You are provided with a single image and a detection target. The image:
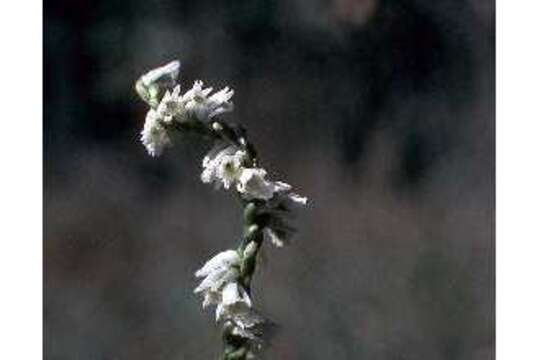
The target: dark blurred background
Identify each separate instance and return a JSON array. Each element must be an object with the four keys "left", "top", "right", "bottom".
[{"left": 44, "top": 0, "right": 494, "bottom": 359}]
